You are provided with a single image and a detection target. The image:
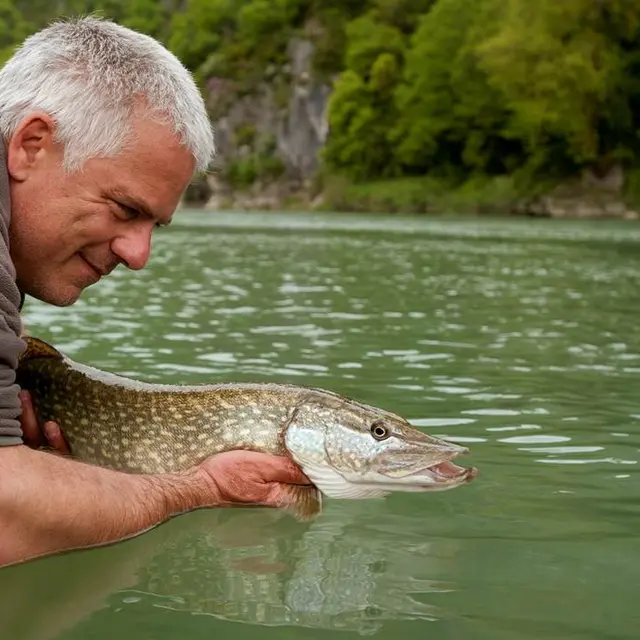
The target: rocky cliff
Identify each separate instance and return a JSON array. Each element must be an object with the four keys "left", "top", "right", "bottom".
[
  {"left": 189, "top": 38, "right": 330, "bottom": 211},
  {"left": 183, "top": 40, "right": 638, "bottom": 220}
]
